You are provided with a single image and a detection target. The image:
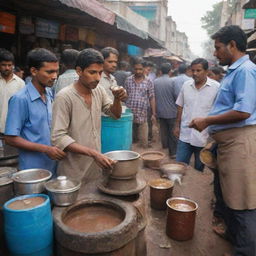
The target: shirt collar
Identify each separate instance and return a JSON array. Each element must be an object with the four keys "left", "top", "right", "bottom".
[
  {"left": 191, "top": 77, "right": 212, "bottom": 89},
  {"left": 228, "top": 55, "right": 249, "bottom": 71},
  {"left": 0, "top": 73, "right": 17, "bottom": 82},
  {"left": 27, "top": 81, "right": 51, "bottom": 102},
  {"left": 102, "top": 71, "right": 114, "bottom": 81}
]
